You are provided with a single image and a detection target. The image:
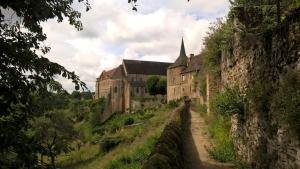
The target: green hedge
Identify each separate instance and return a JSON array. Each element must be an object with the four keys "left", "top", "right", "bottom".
[{"left": 142, "top": 100, "right": 190, "bottom": 169}]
